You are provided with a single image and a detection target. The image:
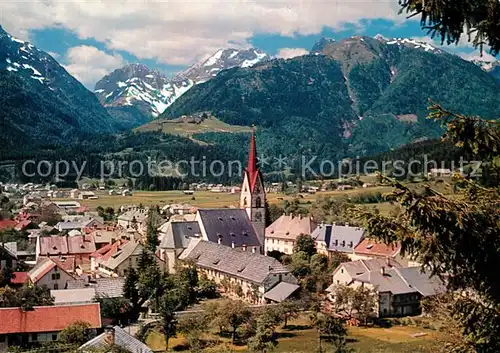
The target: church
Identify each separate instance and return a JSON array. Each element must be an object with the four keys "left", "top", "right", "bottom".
[
  {"left": 159, "top": 128, "right": 268, "bottom": 270},
  {"left": 158, "top": 131, "right": 299, "bottom": 304}
]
